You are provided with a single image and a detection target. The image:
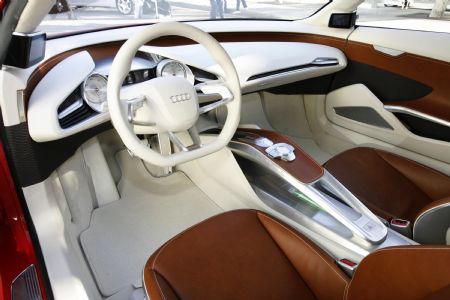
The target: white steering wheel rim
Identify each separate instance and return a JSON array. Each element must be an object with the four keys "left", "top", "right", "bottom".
[{"left": 107, "top": 22, "right": 241, "bottom": 167}]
